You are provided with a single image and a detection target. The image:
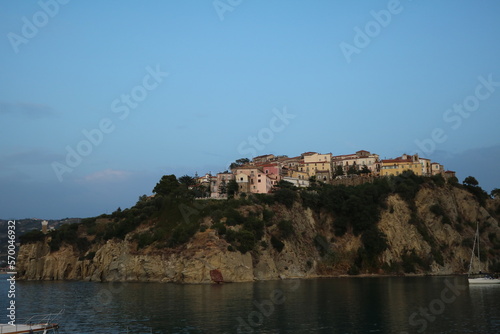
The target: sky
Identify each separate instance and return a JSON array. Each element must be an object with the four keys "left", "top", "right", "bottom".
[{"left": 1, "top": 0, "right": 500, "bottom": 219}]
